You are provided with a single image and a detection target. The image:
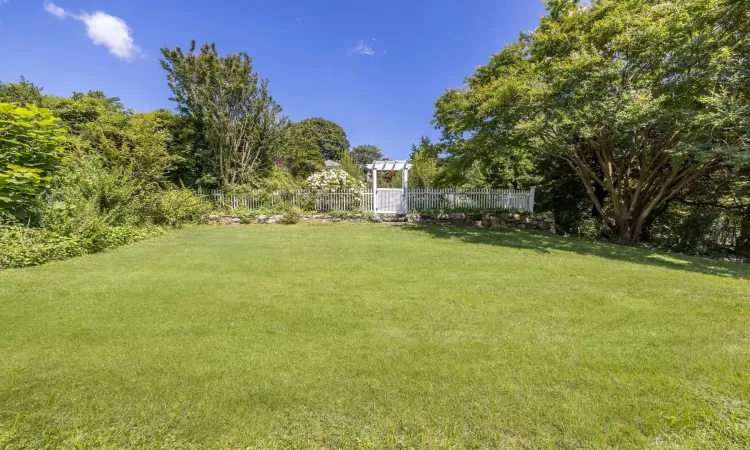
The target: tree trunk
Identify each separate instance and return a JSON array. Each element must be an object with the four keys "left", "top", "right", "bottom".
[
  {"left": 737, "top": 208, "right": 750, "bottom": 257},
  {"left": 565, "top": 145, "right": 712, "bottom": 243}
]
